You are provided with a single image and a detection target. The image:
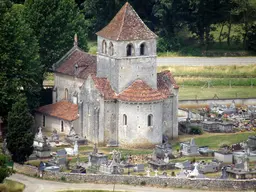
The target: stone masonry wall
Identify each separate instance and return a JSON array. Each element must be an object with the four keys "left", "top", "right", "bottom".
[{"left": 14, "top": 163, "right": 256, "bottom": 190}]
